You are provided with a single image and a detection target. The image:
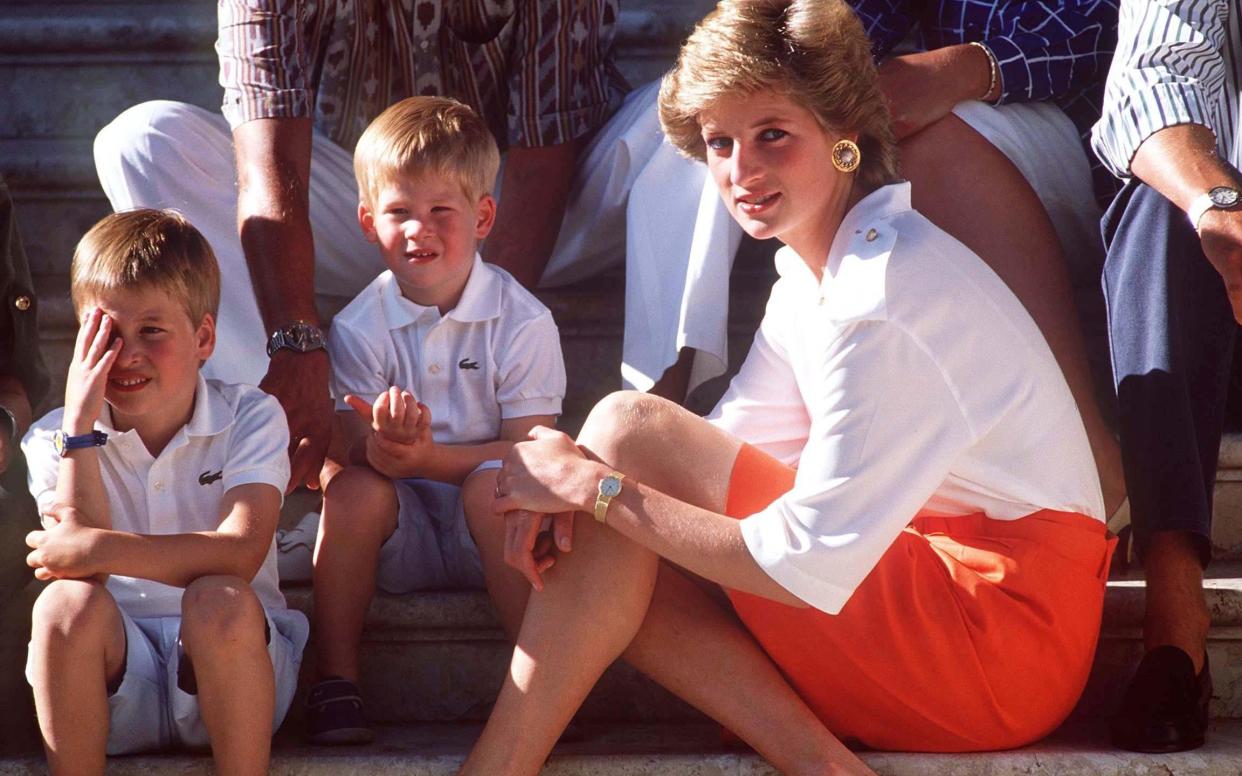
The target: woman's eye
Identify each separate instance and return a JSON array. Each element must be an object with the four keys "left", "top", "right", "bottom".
[
  {"left": 759, "top": 128, "right": 788, "bottom": 142},
  {"left": 705, "top": 136, "right": 733, "bottom": 151}
]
